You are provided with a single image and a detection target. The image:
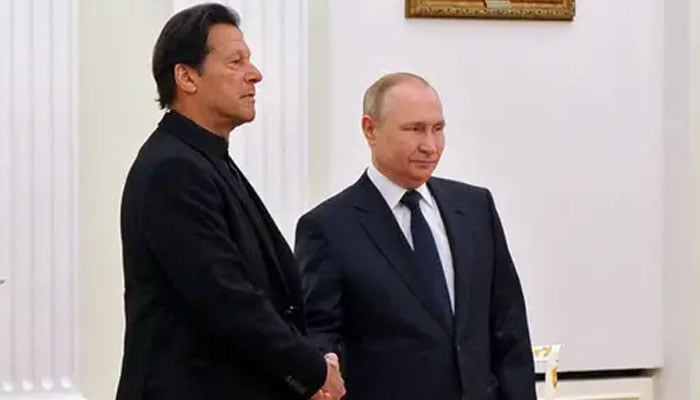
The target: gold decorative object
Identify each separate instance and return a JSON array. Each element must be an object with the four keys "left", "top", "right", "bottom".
[
  {"left": 532, "top": 344, "right": 562, "bottom": 400},
  {"left": 405, "top": 0, "right": 575, "bottom": 21}
]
